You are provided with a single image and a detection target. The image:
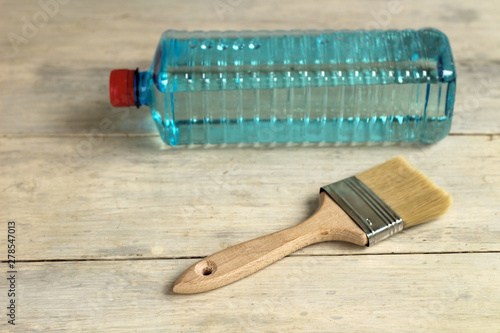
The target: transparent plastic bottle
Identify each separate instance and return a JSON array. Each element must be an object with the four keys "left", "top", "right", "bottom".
[{"left": 109, "top": 28, "right": 456, "bottom": 145}]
